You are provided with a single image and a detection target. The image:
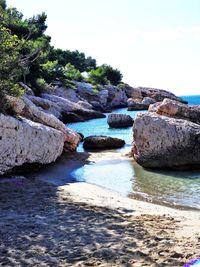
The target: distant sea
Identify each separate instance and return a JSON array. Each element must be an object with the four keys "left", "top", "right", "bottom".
[{"left": 181, "top": 95, "right": 200, "bottom": 105}]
